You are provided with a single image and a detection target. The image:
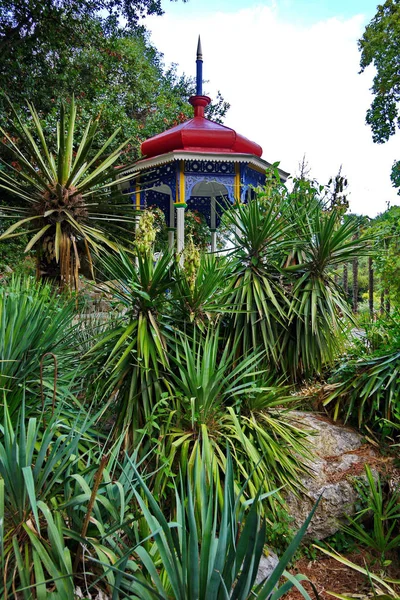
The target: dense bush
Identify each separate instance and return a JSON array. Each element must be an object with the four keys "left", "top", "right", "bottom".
[
  {"left": 0, "top": 396, "right": 319, "bottom": 598},
  {"left": 323, "top": 311, "right": 400, "bottom": 437},
  {"left": 0, "top": 164, "right": 376, "bottom": 597}
]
